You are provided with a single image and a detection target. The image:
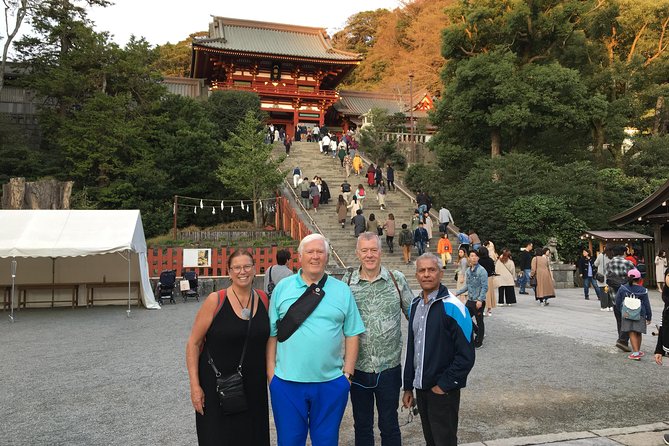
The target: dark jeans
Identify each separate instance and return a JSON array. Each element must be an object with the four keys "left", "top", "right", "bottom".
[
  {"left": 498, "top": 286, "right": 517, "bottom": 304},
  {"left": 519, "top": 268, "right": 531, "bottom": 293},
  {"left": 465, "top": 300, "right": 485, "bottom": 347},
  {"left": 416, "top": 241, "right": 426, "bottom": 256},
  {"left": 416, "top": 388, "right": 461, "bottom": 446},
  {"left": 613, "top": 305, "right": 630, "bottom": 345},
  {"left": 350, "top": 365, "right": 402, "bottom": 446},
  {"left": 386, "top": 236, "right": 394, "bottom": 252},
  {"left": 583, "top": 276, "right": 599, "bottom": 299}
]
